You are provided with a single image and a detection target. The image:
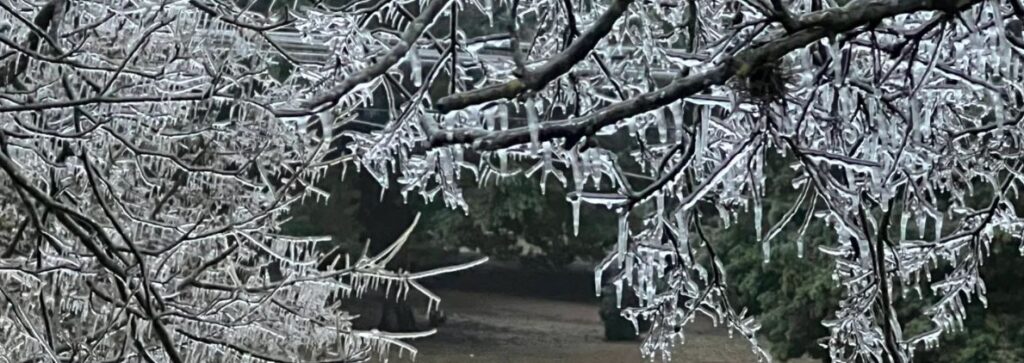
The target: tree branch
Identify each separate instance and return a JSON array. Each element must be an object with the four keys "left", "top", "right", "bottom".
[
  {"left": 428, "top": 0, "right": 983, "bottom": 151},
  {"left": 434, "top": 0, "right": 634, "bottom": 112},
  {"left": 303, "top": 0, "right": 451, "bottom": 111}
]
